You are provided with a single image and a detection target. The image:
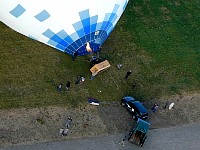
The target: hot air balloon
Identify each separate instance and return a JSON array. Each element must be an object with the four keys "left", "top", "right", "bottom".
[{"left": 0, "top": 0, "right": 129, "bottom": 57}]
